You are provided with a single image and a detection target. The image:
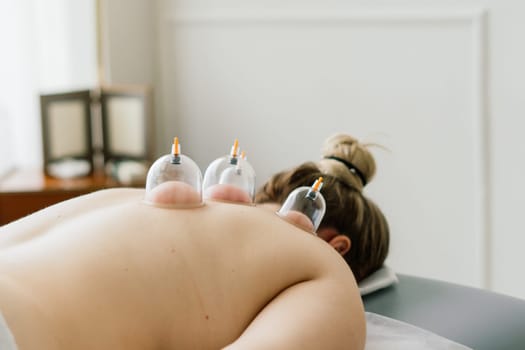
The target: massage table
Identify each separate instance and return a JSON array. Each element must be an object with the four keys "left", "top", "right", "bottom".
[{"left": 363, "top": 274, "right": 525, "bottom": 350}]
